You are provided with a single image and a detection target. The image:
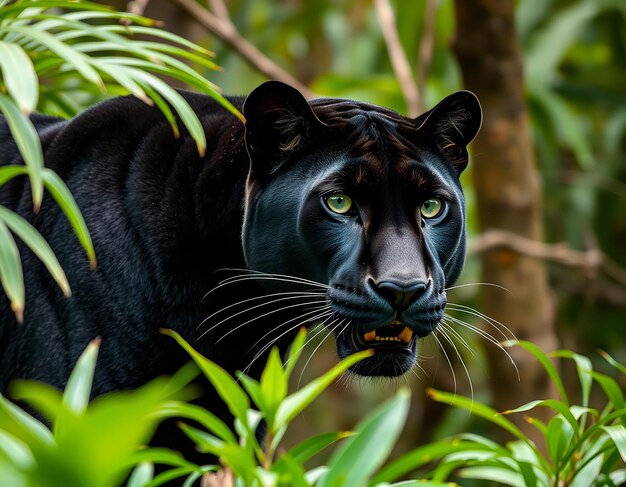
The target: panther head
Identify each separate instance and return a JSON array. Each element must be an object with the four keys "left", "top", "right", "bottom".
[{"left": 241, "top": 81, "right": 481, "bottom": 377}]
